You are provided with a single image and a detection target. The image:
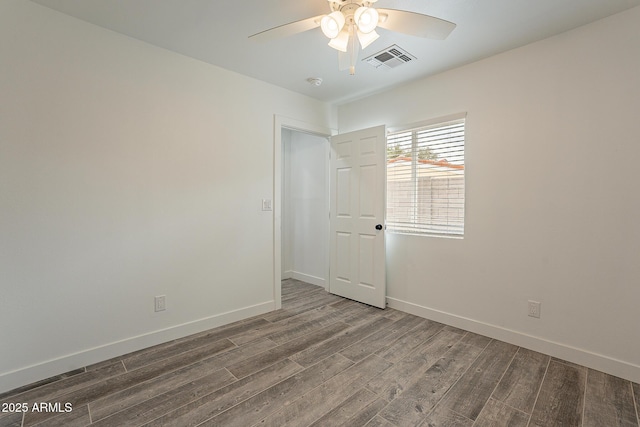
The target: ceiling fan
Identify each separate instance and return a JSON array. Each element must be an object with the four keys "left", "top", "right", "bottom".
[{"left": 249, "top": 0, "right": 456, "bottom": 75}]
